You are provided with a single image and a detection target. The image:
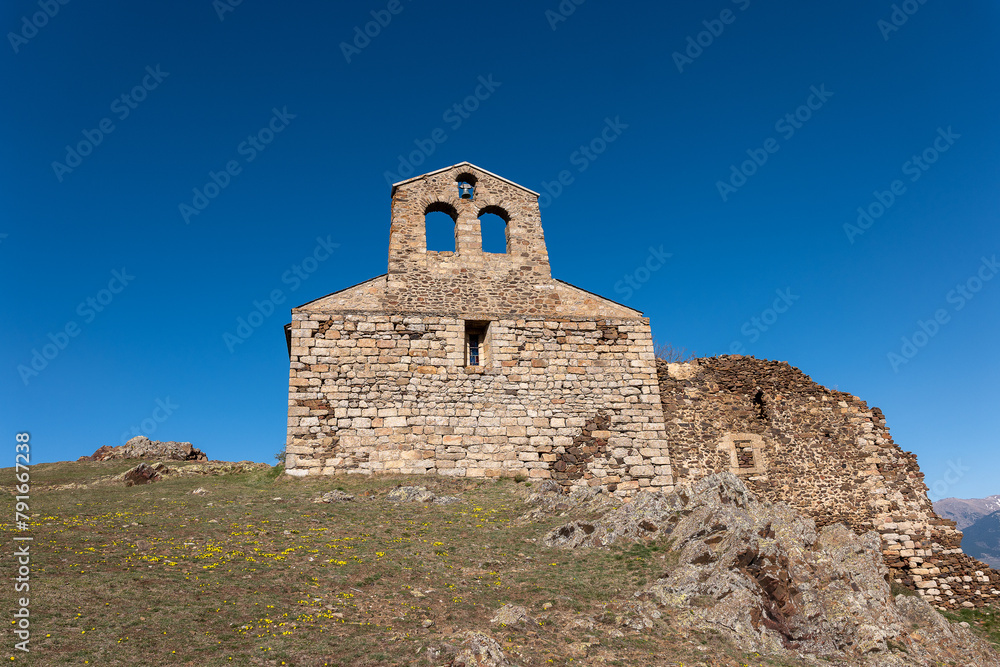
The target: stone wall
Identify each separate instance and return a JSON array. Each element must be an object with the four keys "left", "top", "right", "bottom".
[
  {"left": 286, "top": 313, "right": 671, "bottom": 494},
  {"left": 385, "top": 164, "right": 552, "bottom": 315},
  {"left": 658, "top": 355, "right": 1000, "bottom": 609}
]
